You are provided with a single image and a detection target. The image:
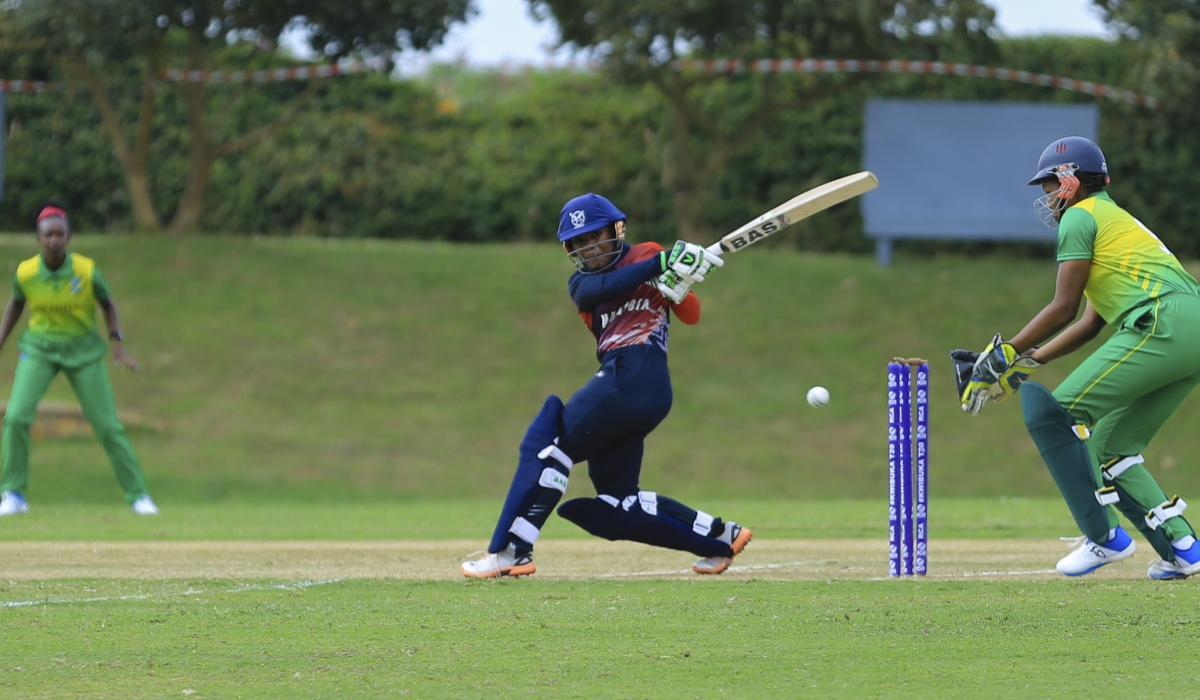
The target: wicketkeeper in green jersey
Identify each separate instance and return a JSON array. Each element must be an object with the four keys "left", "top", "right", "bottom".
[
  {"left": 954, "top": 136, "right": 1200, "bottom": 580},
  {"left": 0, "top": 203, "right": 157, "bottom": 516}
]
